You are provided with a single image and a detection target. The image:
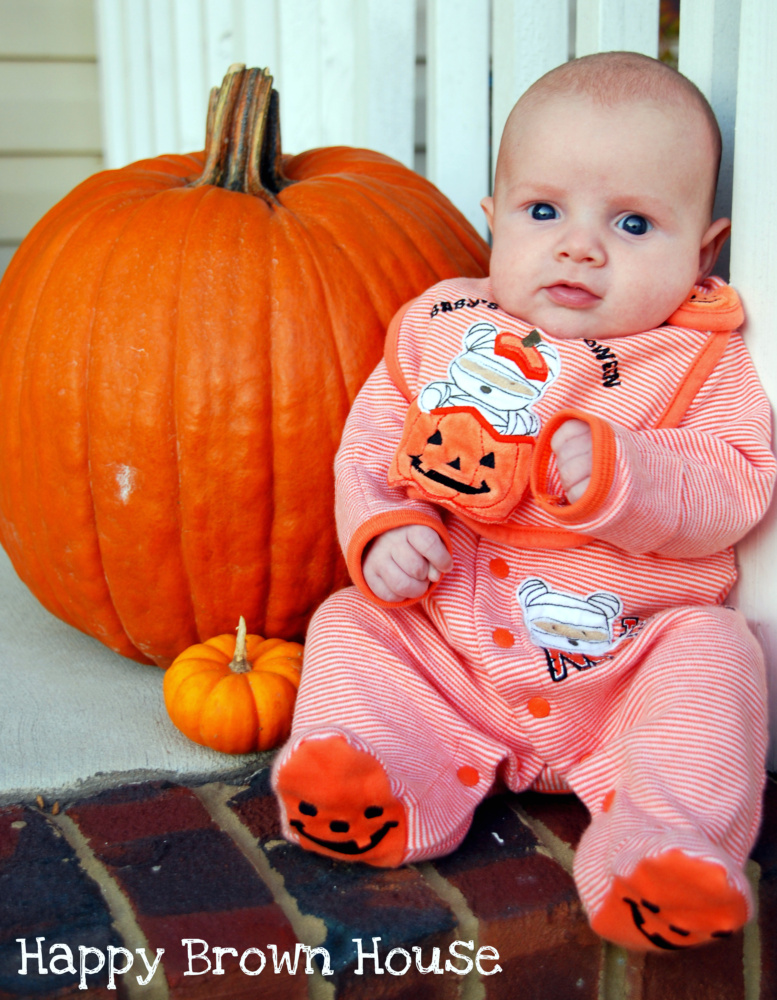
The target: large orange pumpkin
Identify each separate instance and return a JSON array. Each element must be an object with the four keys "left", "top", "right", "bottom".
[{"left": 0, "top": 66, "right": 489, "bottom": 666}]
